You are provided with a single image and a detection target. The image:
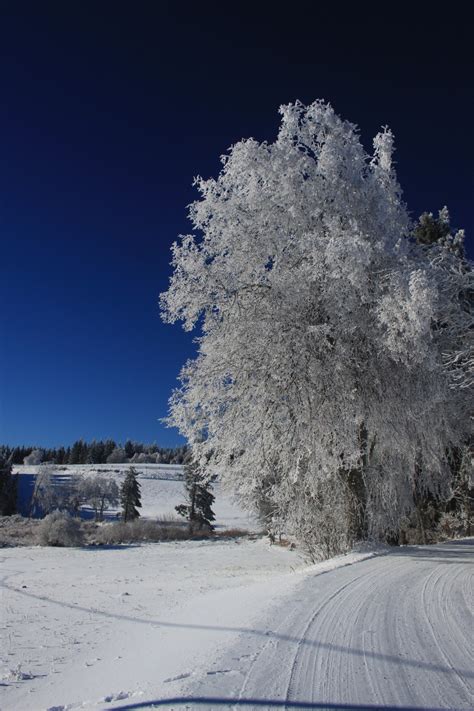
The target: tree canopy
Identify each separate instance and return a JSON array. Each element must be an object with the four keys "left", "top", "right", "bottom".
[{"left": 161, "top": 100, "right": 472, "bottom": 547}]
